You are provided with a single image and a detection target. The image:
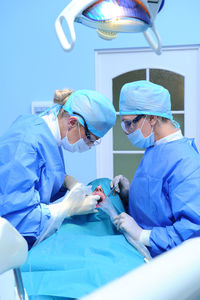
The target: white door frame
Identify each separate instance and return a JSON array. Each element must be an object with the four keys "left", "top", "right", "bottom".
[{"left": 95, "top": 45, "right": 200, "bottom": 179}]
